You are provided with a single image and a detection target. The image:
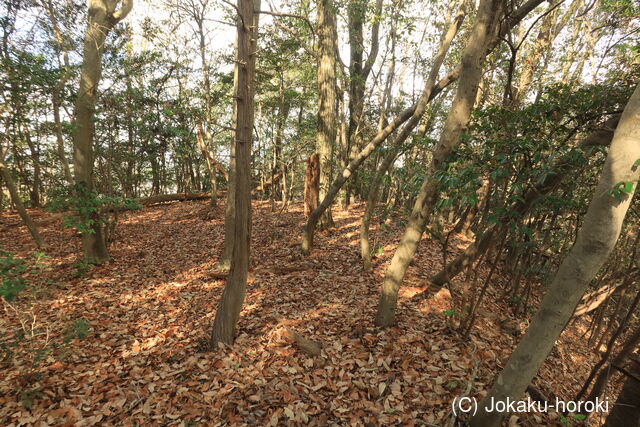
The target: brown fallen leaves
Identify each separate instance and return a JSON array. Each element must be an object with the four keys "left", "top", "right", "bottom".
[{"left": 0, "top": 201, "right": 614, "bottom": 425}]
